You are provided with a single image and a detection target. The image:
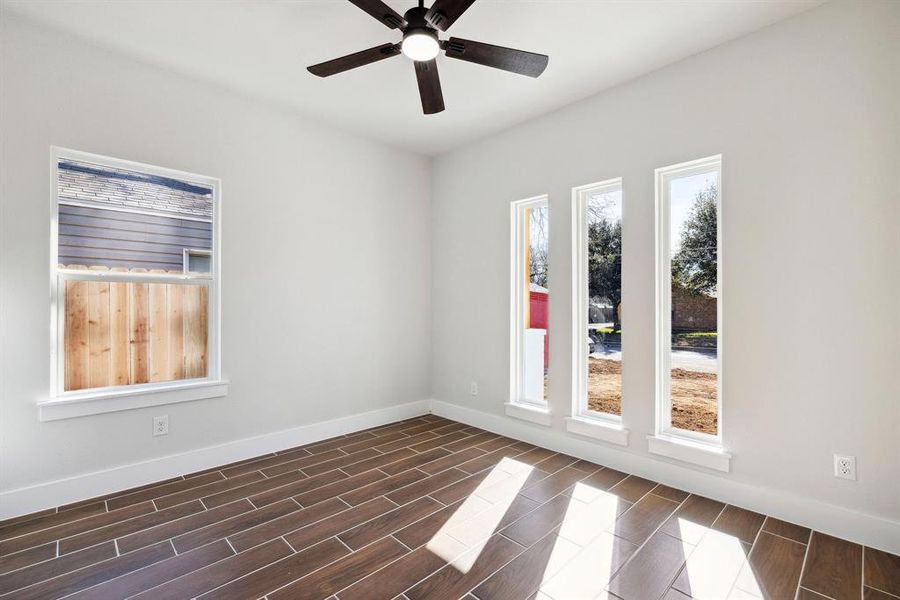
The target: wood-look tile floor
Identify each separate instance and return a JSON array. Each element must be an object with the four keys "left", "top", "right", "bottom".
[{"left": 1, "top": 415, "right": 898, "bottom": 600}]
